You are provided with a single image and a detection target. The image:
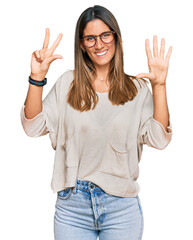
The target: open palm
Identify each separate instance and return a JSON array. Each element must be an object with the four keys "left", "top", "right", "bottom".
[{"left": 136, "top": 35, "right": 172, "bottom": 87}]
